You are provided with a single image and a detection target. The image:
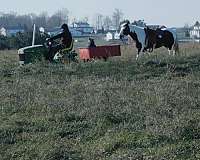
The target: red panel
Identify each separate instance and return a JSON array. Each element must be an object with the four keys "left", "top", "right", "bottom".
[{"left": 79, "top": 45, "right": 121, "bottom": 60}]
